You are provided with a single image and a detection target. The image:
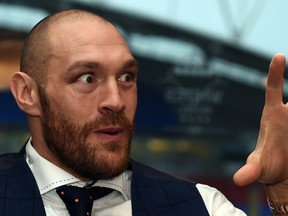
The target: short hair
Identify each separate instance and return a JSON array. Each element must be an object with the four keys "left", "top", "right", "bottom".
[{"left": 20, "top": 9, "right": 109, "bottom": 86}]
